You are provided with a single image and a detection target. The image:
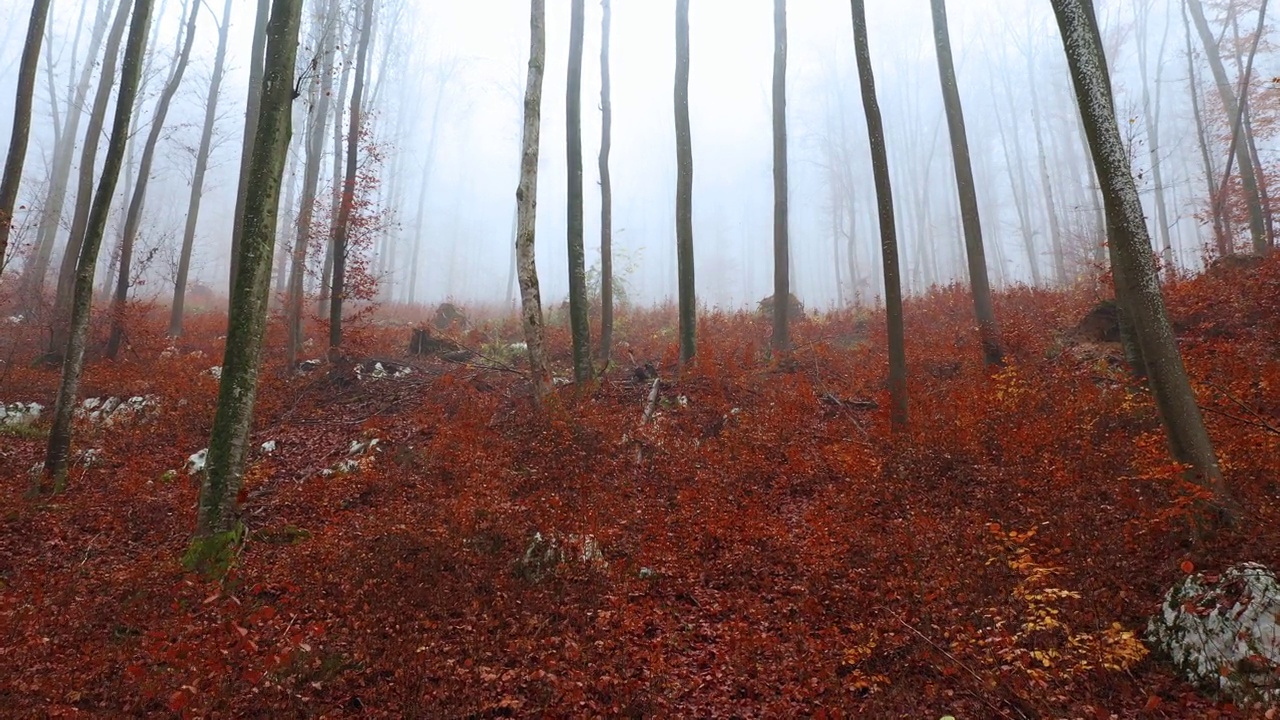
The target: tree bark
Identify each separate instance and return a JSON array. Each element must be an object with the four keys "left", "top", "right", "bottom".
[
  {"left": 1185, "top": 0, "right": 1267, "bottom": 254},
  {"left": 48, "top": 0, "right": 131, "bottom": 357},
  {"left": 598, "top": 0, "right": 614, "bottom": 363},
  {"left": 1027, "top": 50, "right": 1069, "bottom": 286},
  {"left": 1182, "top": 0, "right": 1229, "bottom": 256},
  {"left": 849, "top": 0, "right": 907, "bottom": 429},
  {"left": 0, "top": 0, "right": 53, "bottom": 276},
  {"left": 929, "top": 0, "right": 1002, "bottom": 365},
  {"left": 105, "top": 0, "right": 200, "bottom": 358},
  {"left": 771, "top": 0, "right": 791, "bottom": 354},
  {"left": 169, "top": 0, "right": 234, "bottom": 336},
  {"left": 328, "top": 0, "right": 375, "bottom": 352},
  {"left": 515, "top": 0, "right": 552, "bottom": 403},
  {"left": 40, "top": 0, "right": 153, "bottom": 492},
  {"left": 319, "top": 11, "right": 352, "bottom": 315},
  {"left": 565, "top": 0, "right": 592, "bottom": 383},
  {"left": 287, "top": 0, "right": 340, "bottom": 368},
  {"left": 1052, "top": 0, "right": 1236, "bottom": 530},
  {"left": 1136, "top": 0, "right": 1176, "bottom": 271},
  {"left": 228, "top": 0, "right": 271, "bottom": 296},
  {"left": 20, "top": 0, "right": 113, "bottom": 310},
  {"left": 188, "top": 0, "right": 303, "bottom": 574},
  {"left": 675, "top": 0, "right": 696, "bottom": 364}
]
